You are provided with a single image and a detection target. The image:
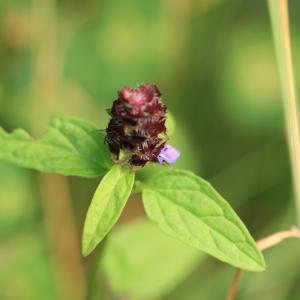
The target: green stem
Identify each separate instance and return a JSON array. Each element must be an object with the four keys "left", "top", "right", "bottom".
[
  {"left": 268, "top": 0, "right": 300, "bottom": 225},
  {"left": 86, "top": 238, "right": 108, "bottom": 300}
]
